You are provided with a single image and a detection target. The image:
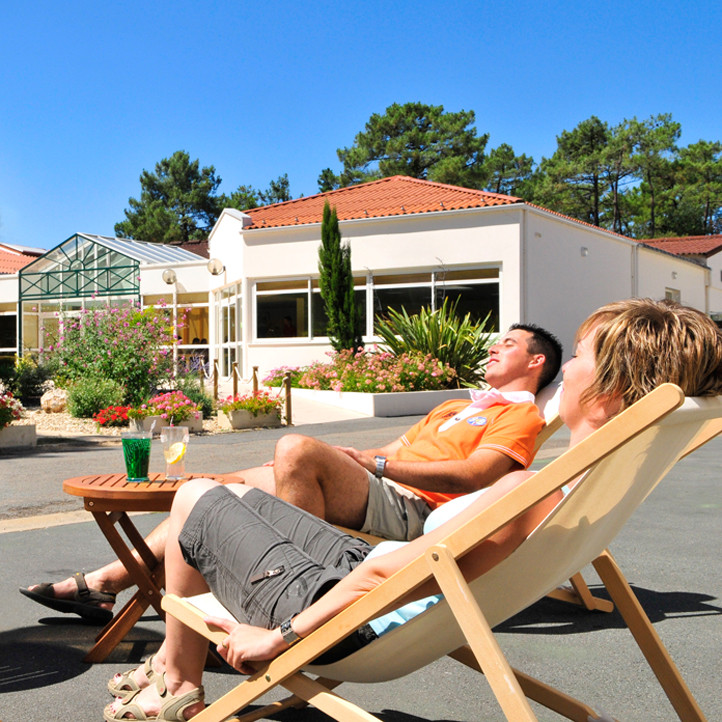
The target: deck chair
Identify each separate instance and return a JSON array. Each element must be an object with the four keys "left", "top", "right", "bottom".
[
  {"left": 533, "top": 382, "right": 615, "bottom": 613},
  {"left": 163, "top": 384, "right": 721, "bottom": 721}
]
